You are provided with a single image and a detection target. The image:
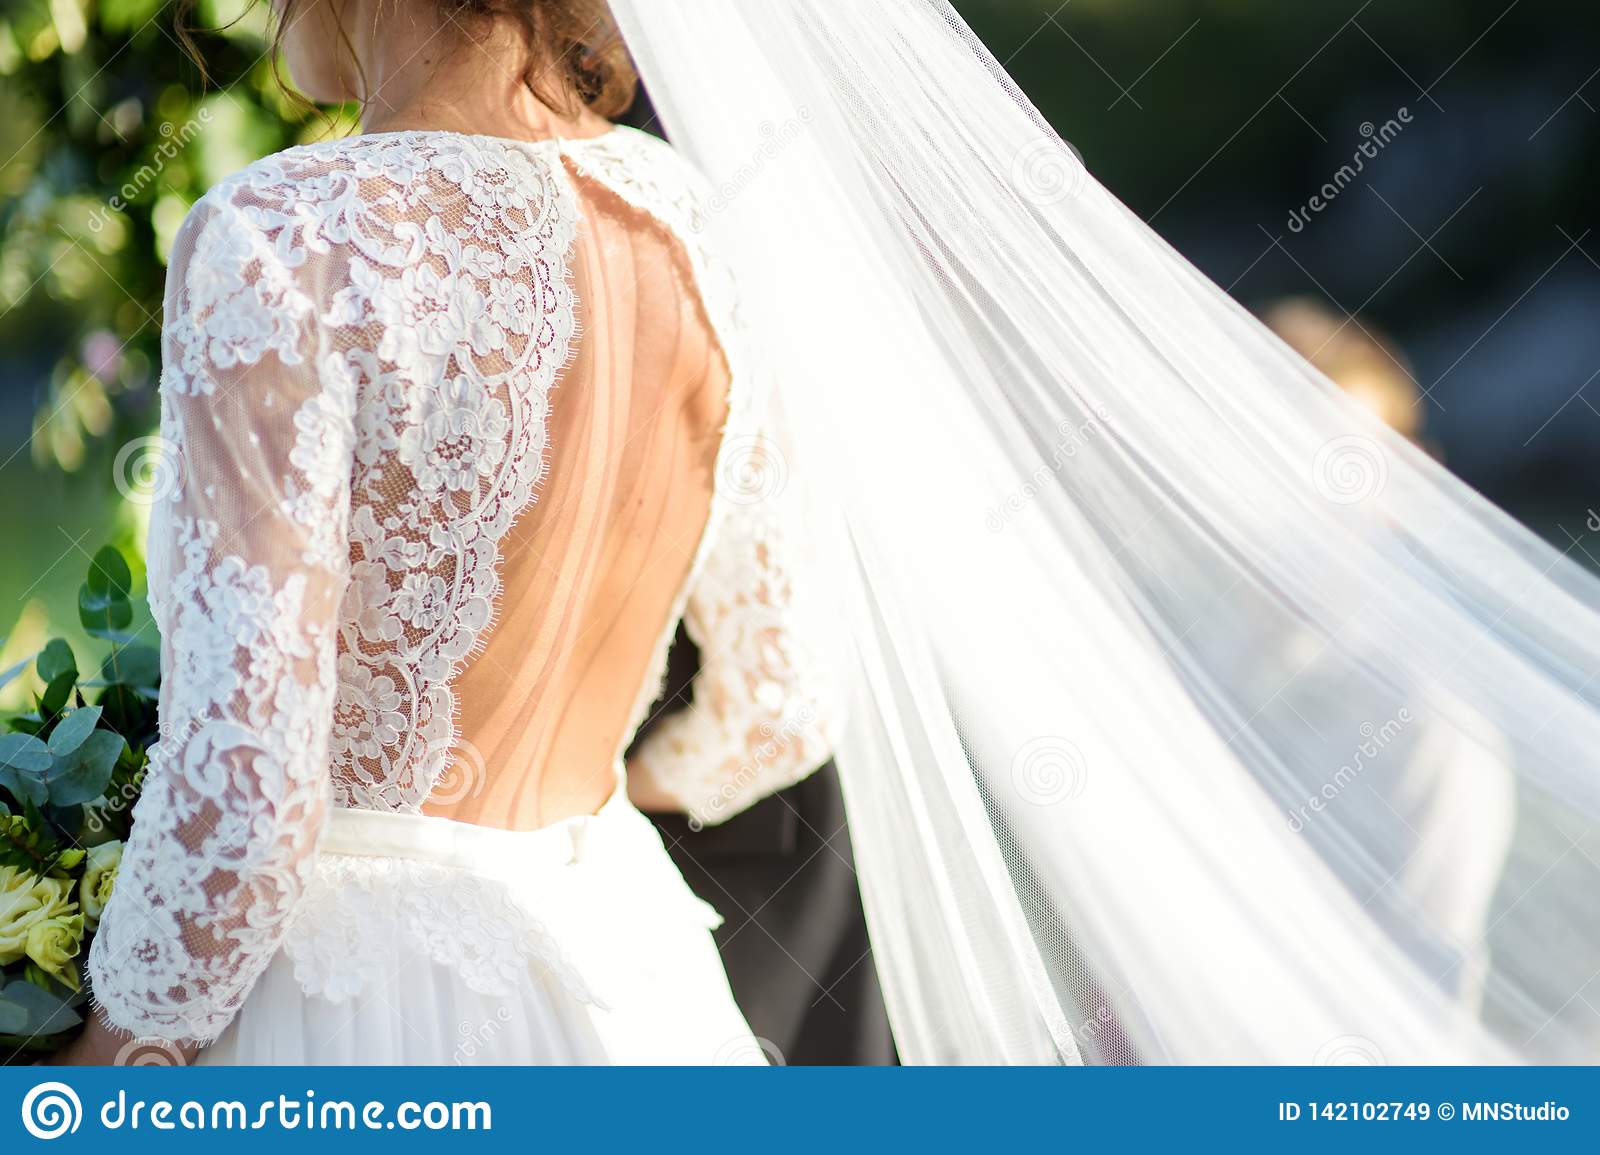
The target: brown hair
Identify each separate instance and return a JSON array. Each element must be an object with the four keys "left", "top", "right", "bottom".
[{"left": 178, "top": 0, "right": 637, "bottom": 119}]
